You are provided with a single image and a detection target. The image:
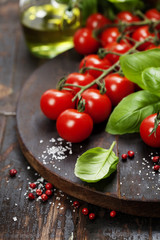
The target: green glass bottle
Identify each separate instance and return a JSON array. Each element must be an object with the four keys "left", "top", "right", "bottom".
[{"left": 19, "top": 0, "right": 81, "bottom": 58}]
